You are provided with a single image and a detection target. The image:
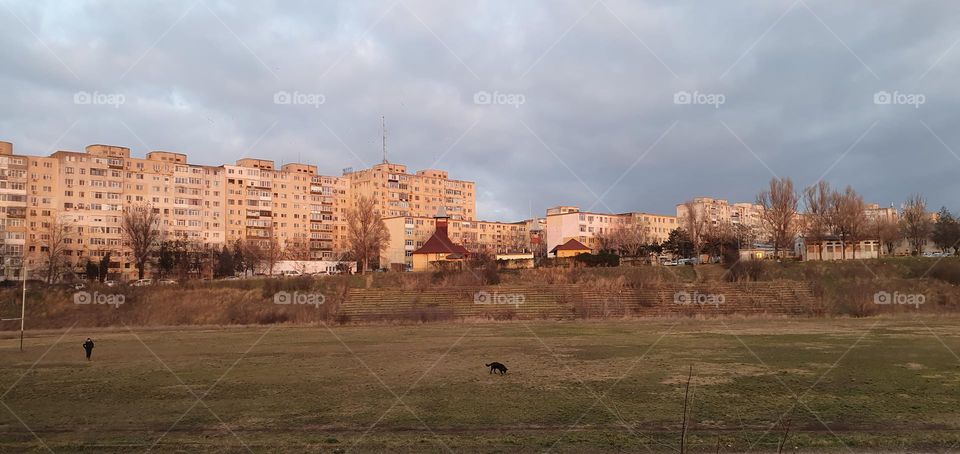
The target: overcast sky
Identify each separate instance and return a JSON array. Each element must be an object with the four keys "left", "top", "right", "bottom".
[{"left": 1, "top": 0, "right": 958, "bottom": 221}]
